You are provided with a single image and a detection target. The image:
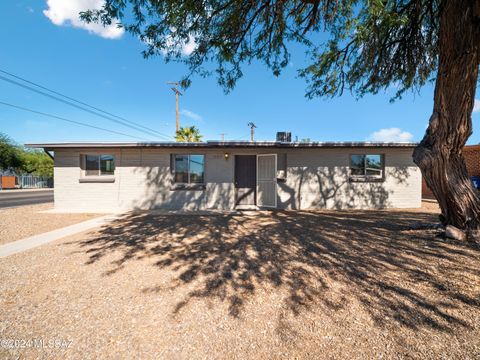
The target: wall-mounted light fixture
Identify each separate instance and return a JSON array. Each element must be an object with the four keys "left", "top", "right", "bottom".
[{"left": 224, "top": 152, "right": 230, "bottom": 160}]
